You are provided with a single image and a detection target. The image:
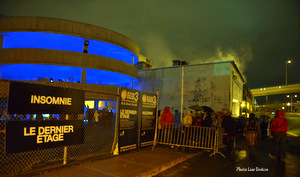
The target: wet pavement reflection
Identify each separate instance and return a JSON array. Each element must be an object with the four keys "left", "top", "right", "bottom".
[{"left": 155, "top": 136, "right": 300, "bottom": 177}]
